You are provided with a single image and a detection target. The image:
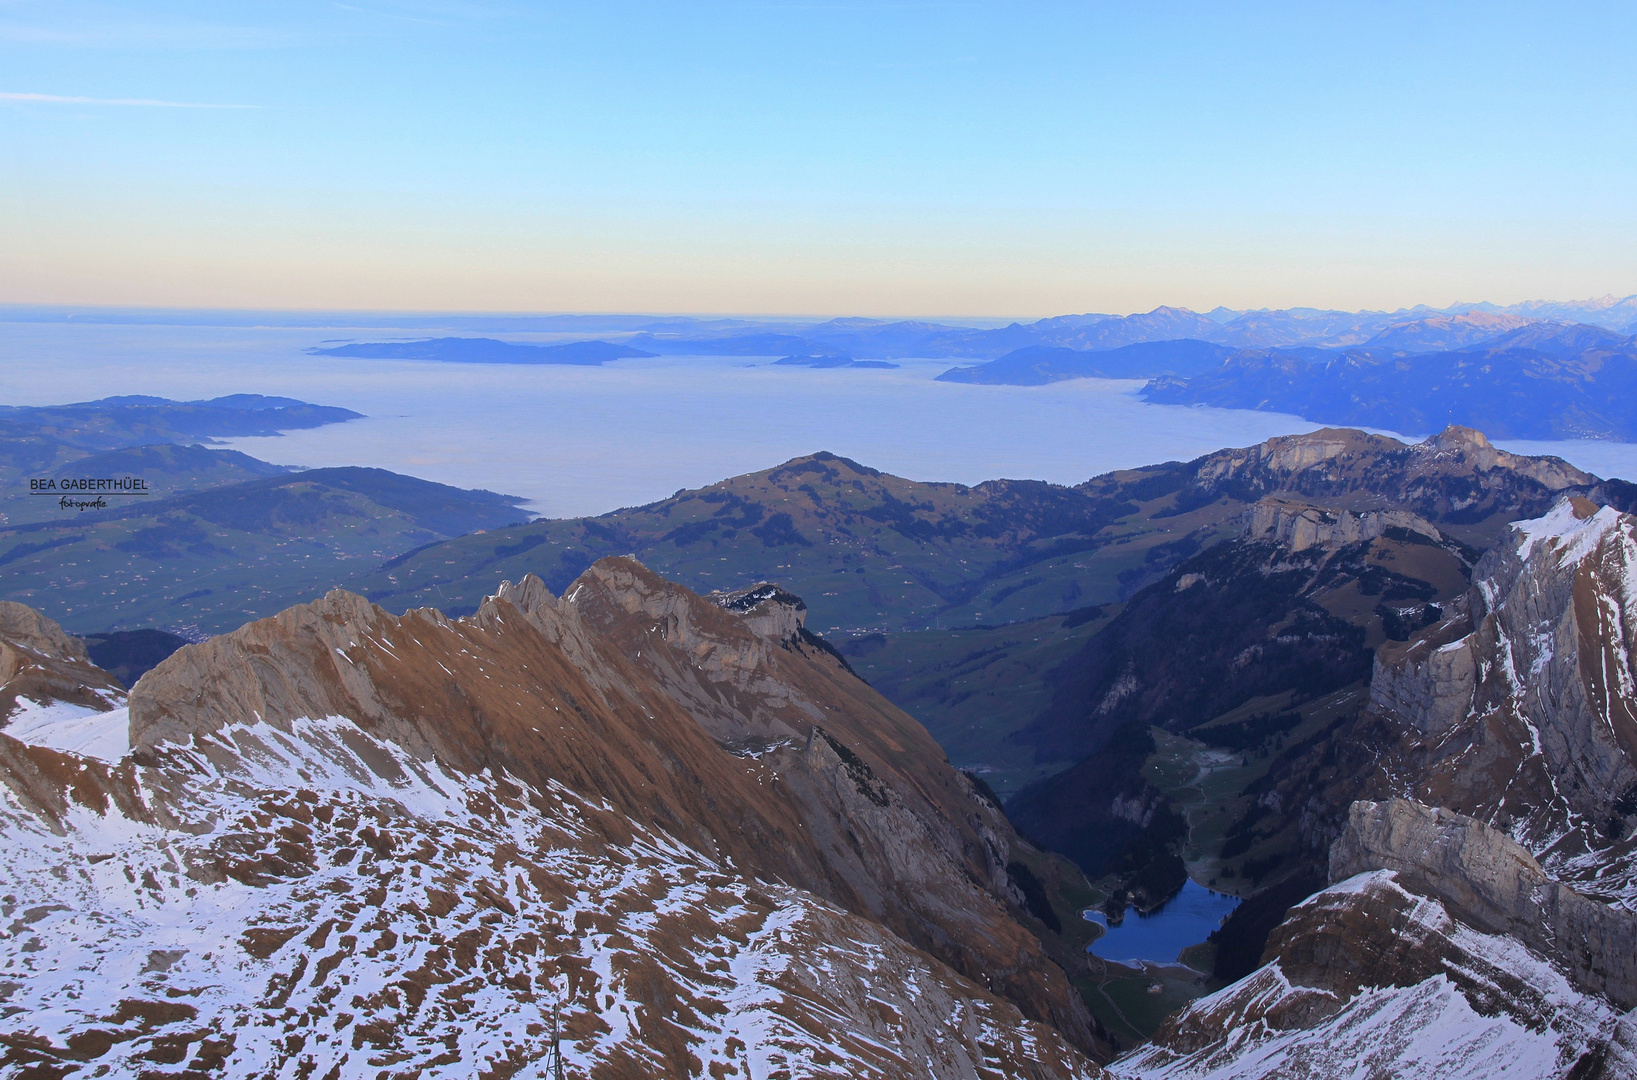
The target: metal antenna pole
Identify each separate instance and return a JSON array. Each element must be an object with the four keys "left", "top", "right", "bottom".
[{"left": 551, "top": 998, "right": 565, "bottom": 1080}]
